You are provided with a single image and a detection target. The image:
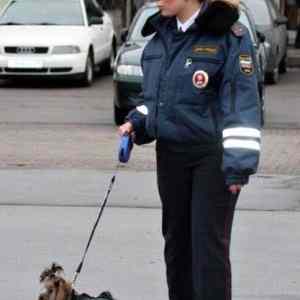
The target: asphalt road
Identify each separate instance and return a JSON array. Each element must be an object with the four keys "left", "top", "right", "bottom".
[{"left": 0, "top": 75, "right": 114, "bottom": 125}]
